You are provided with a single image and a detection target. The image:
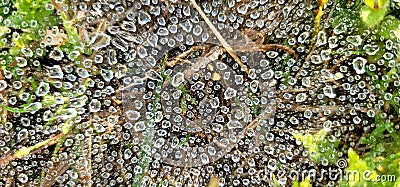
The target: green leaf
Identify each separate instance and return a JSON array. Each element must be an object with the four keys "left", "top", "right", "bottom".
[
  {"left": 360, "top": 5, "right": 387, "bottom": 27},
  {"left": 272, "top": 174, "right": 279, "bottom": 187},
  {"left": 376, "top": 16, "right": 400, "bottom": 40}
]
